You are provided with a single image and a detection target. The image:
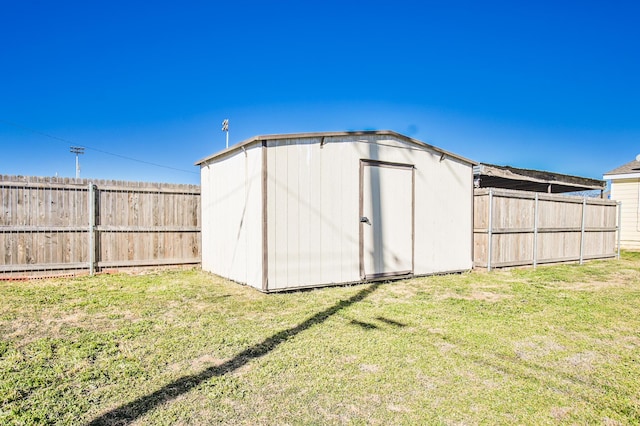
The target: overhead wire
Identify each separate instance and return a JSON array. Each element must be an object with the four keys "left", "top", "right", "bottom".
[{"left": 0, "top": 118, "right": 199, "bottom": 174}]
